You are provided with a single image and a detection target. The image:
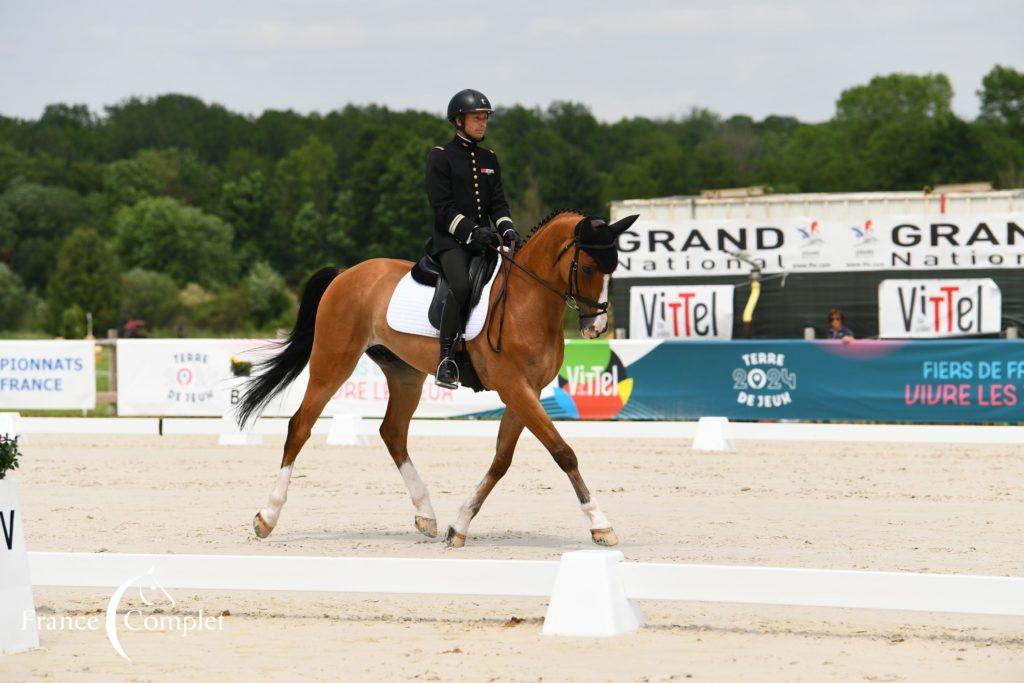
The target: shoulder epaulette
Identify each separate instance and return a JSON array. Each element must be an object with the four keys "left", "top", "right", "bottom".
[{"left": 432, "top": 145, "right": 445, "bottom": 151}]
